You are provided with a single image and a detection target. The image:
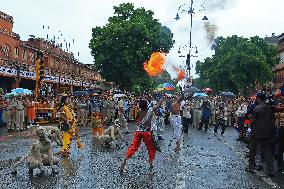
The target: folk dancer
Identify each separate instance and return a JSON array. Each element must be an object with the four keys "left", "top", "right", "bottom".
[
  {"left": 59, "top": 95, "right": 84, "bottom": 156},
  {"left": 11, "top": 126, "right": 59, "bottom": 175},
  {"left": 169, "top": 88, "right": 184, "bottom": 152},
  {"left": 96, "top": 119, "right": 127, "bottom": 148},
  {"left": 120, "top": 94, "right": 165, "bottom": 173}
]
